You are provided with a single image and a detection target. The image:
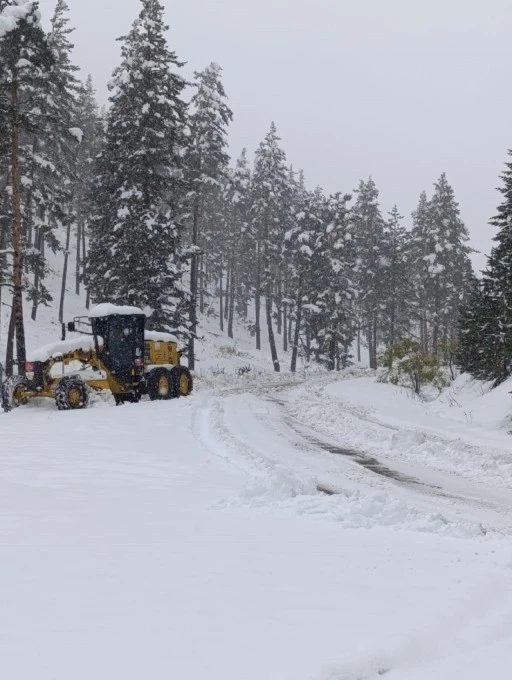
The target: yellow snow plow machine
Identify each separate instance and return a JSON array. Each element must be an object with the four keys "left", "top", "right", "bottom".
[{"left": 1, "top": 303, "right": 192, "bottom": 412}]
